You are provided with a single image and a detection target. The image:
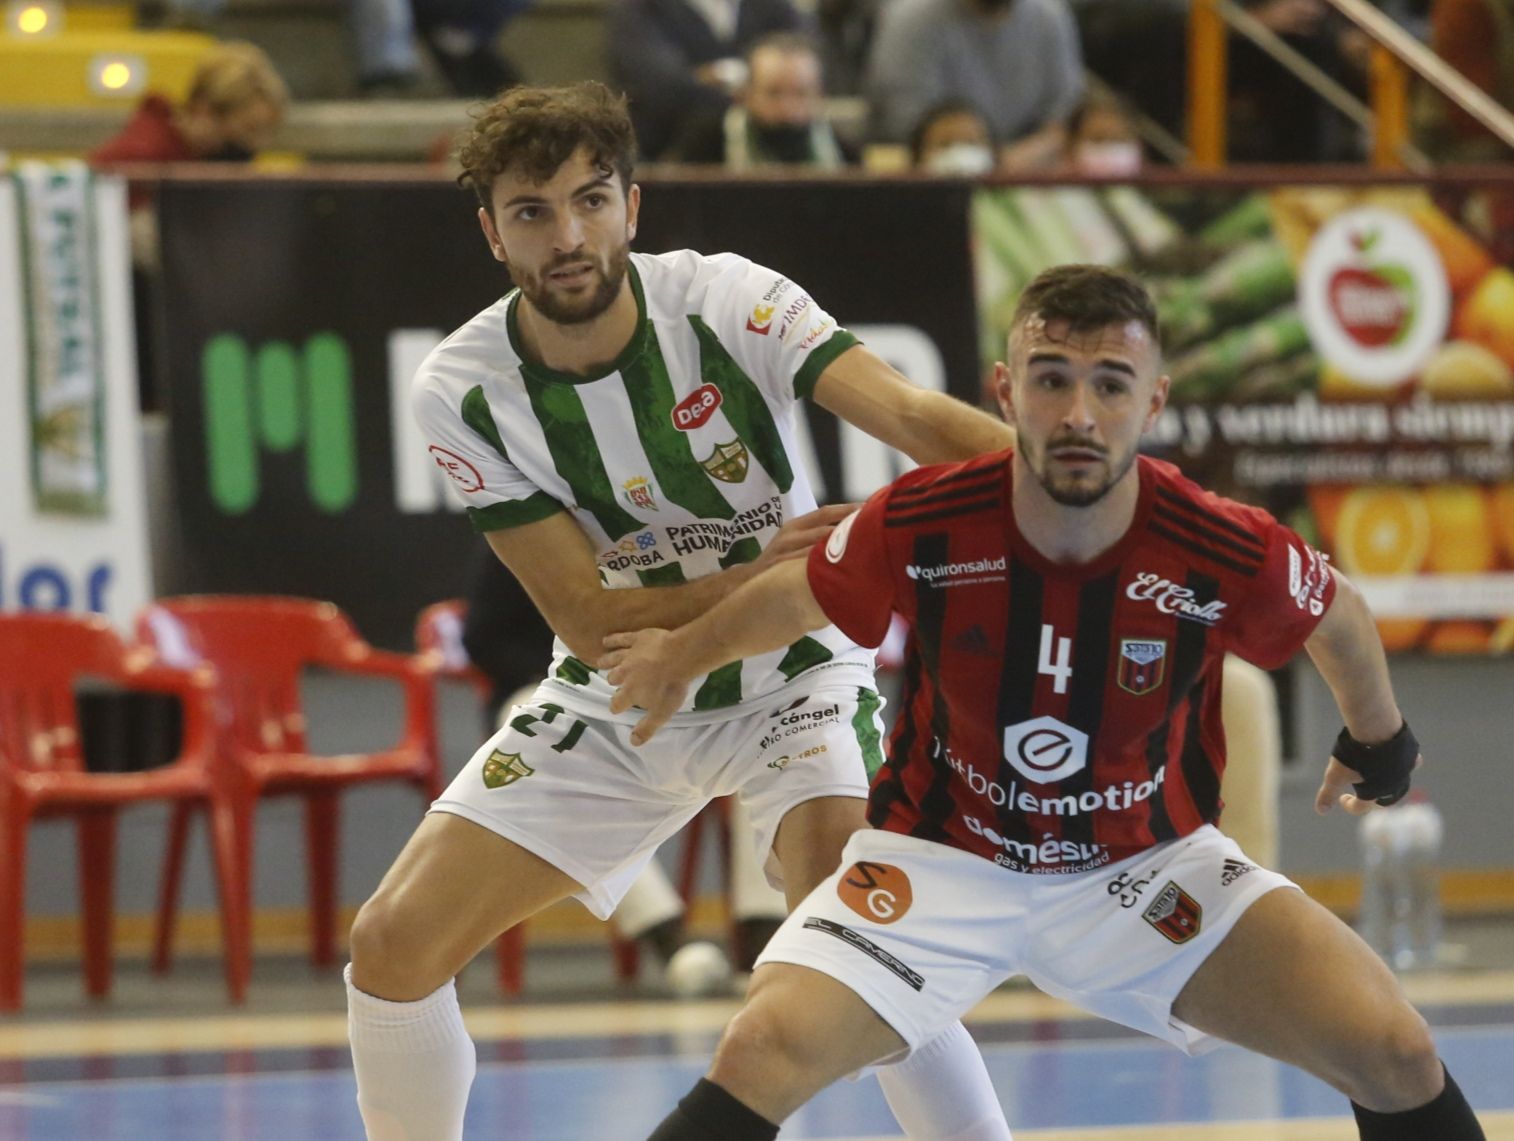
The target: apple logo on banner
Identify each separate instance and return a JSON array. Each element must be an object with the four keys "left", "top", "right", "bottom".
[{"left": 1300, "top": 206, "right": 1449, "bottom": 387}]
